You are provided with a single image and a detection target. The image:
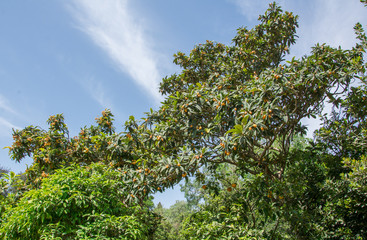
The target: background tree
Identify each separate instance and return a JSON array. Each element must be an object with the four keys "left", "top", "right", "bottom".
[{"left": 154, "top": 201, "right": 191, "bottom": 240}]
